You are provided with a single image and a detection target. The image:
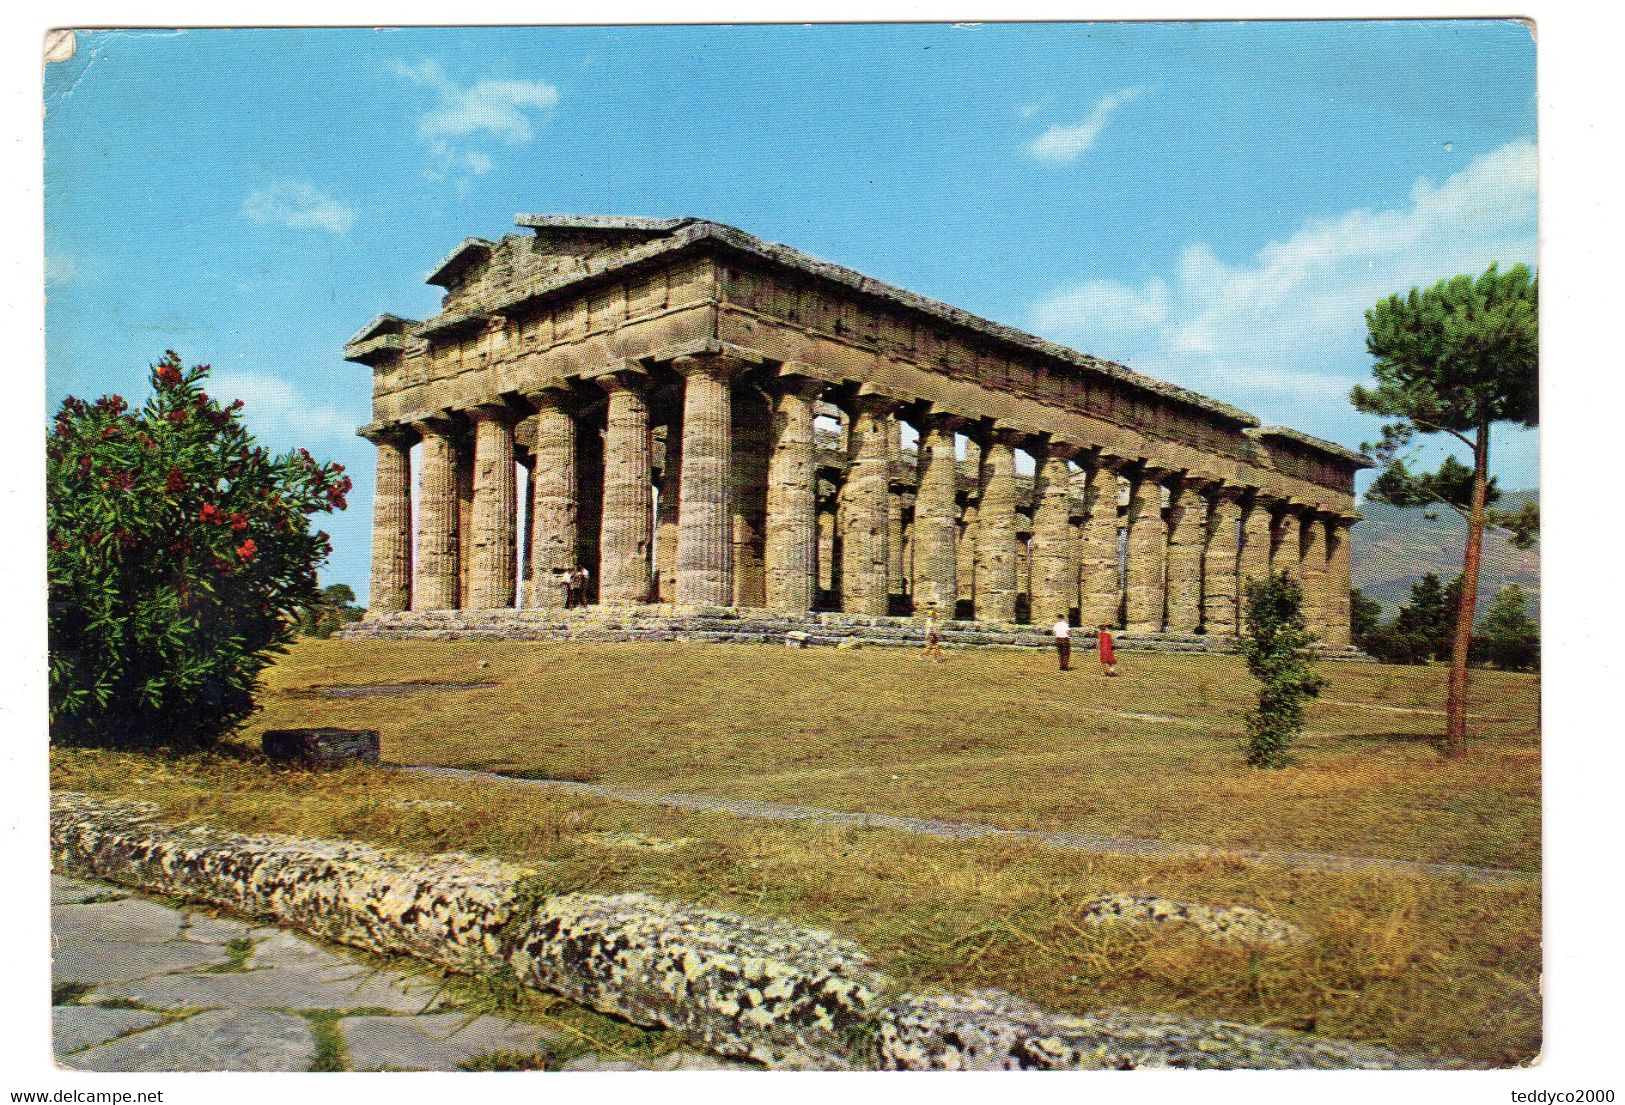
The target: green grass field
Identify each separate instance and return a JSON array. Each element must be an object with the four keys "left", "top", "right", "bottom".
[{"left": 51, "top": 639, "right": 1541, "bottom": 1067}]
